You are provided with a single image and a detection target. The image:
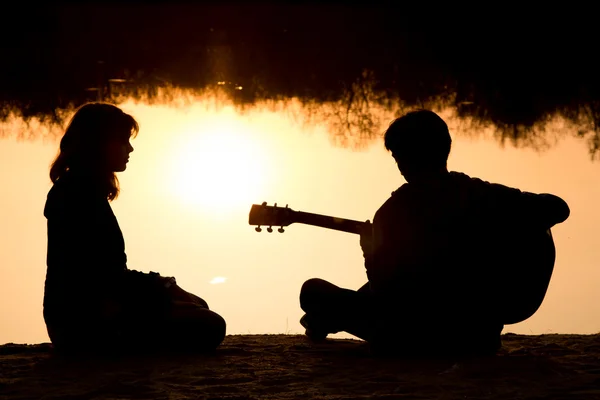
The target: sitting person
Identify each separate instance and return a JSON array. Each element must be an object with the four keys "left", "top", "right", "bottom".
[
  {"left": 43, "top": 102, "right": 226, "bottom": 354},
  {"left": 299, "top": 109, "right": 570, "bottom": 357}
]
